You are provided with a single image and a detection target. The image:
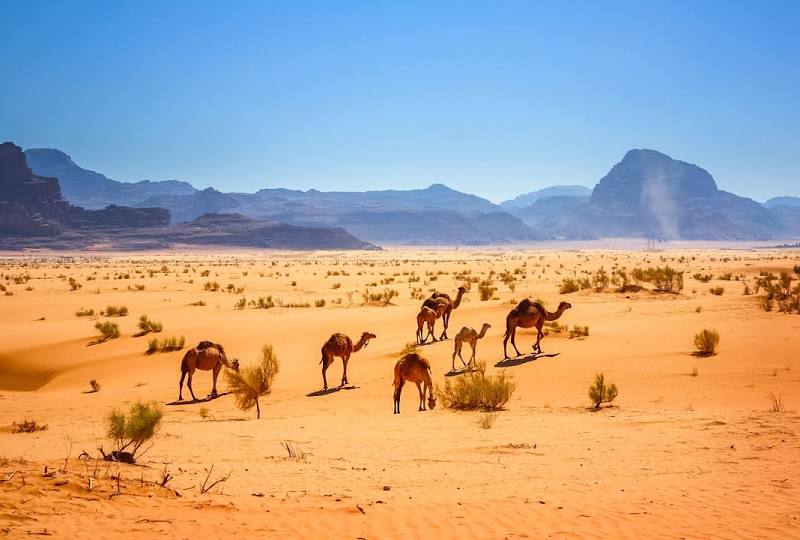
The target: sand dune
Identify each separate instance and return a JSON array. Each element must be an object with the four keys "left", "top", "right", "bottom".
[{"left": 1, "top": 247, "right": 799, "bottom": 538}]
